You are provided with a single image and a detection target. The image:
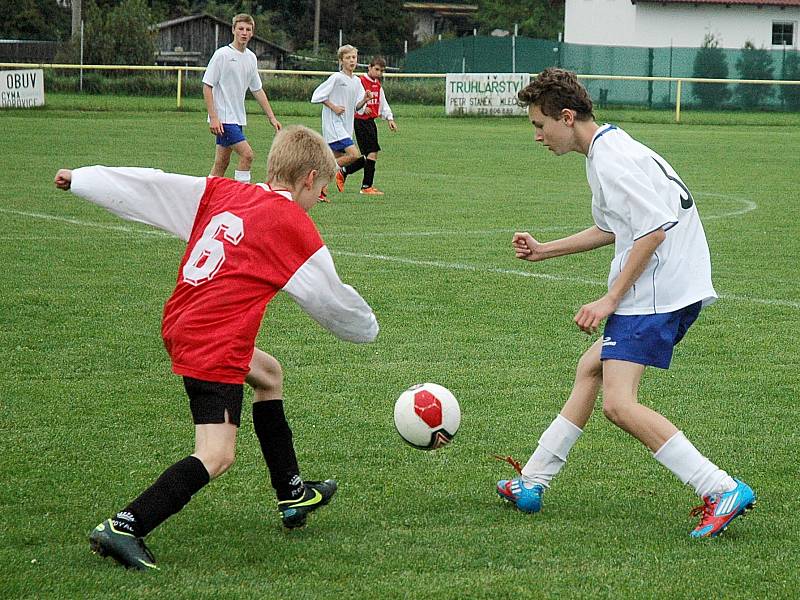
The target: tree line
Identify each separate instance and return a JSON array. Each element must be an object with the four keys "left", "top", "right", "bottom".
[{"left": 1, "top": 0, "right": 566, "bottom": 65}]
